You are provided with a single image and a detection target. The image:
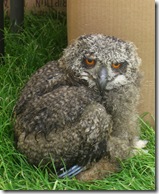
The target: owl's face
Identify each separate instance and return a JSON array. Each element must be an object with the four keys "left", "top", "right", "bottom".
[{"left": 59, "top": 34, "right": 141, "bottom": 92}]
